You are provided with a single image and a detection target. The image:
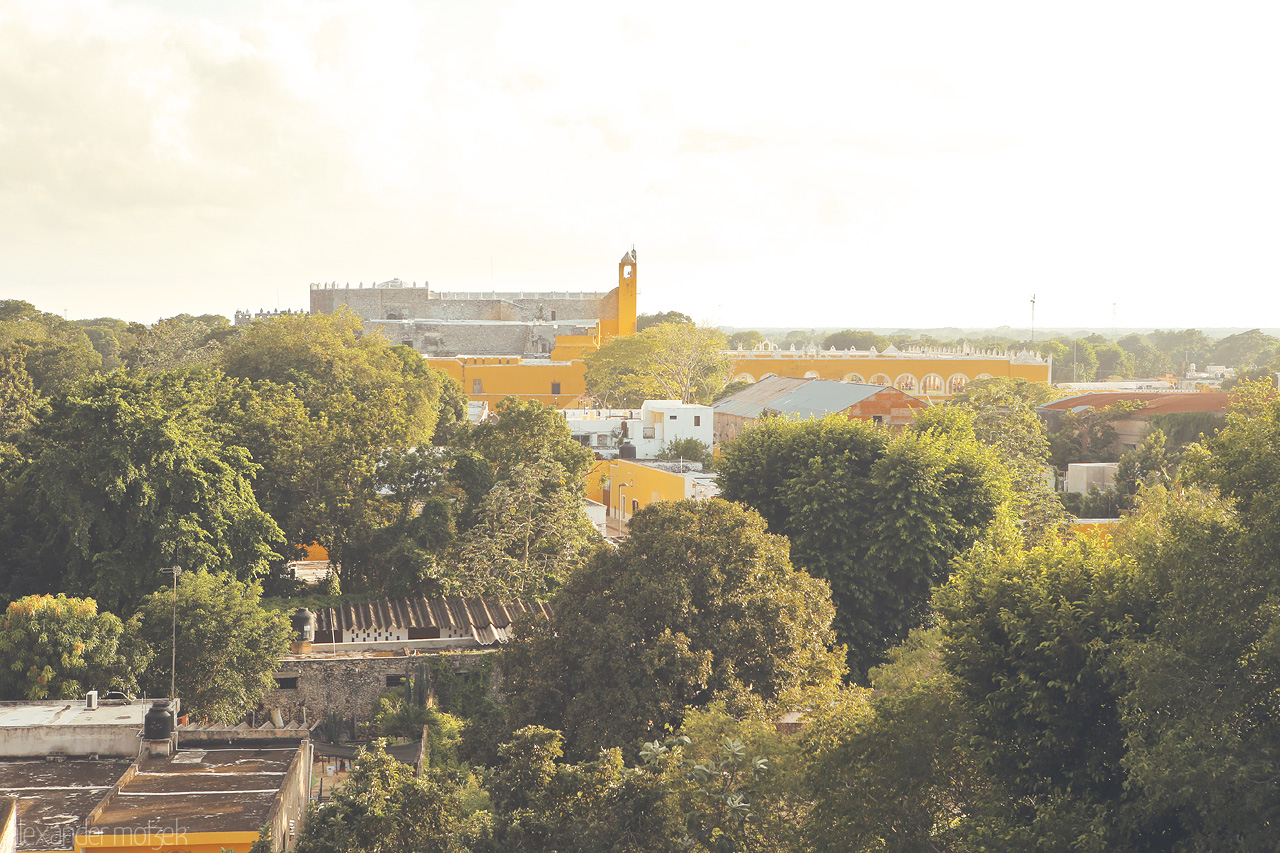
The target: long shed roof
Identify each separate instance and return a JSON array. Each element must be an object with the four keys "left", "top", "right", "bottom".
[
  {"left": 313, "top": 596, "right": 551, "bottom": 644},
  {"left": 714, "top": 375, "right": 915, "bottom": 420}
]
